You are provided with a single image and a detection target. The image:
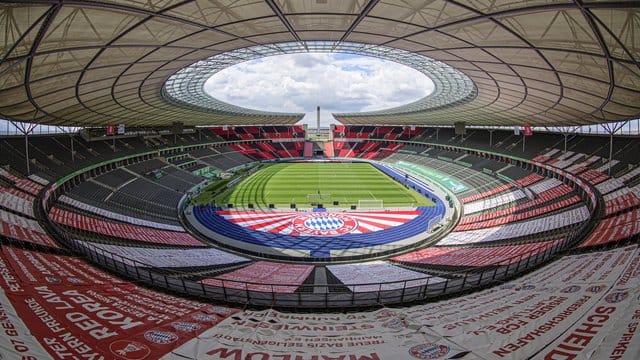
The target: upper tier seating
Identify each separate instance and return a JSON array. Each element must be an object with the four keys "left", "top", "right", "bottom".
[
  {"left": 65, "top": 180, "right": 181, "bottom": 225},
  {"left": 117, "top": 178, "right": 182, "bottom": 209},
  {"left": 93, "top": 168, "right": 136, "bottom": 188},
  {"left": 58, "top": 195, "right": 184, "bottom": 231}
]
